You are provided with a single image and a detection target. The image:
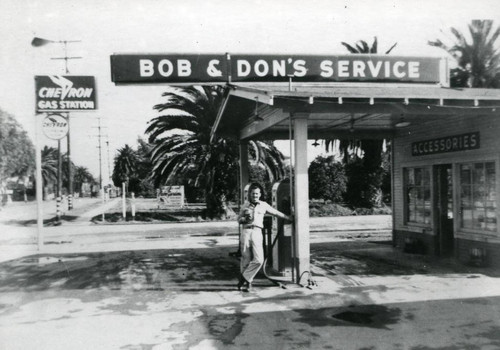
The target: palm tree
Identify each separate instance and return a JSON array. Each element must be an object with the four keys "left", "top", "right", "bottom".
[
  {"left": 145, "top": 85, "right": 286, "bottom": 218},
  {"left": 112, "top": 144, "right": 139, "bottom": 193},
  {"left": 428, "top": 20, "right": 500, "bottom": 88},
  {"left": 41, "top": 146, "right": 58, "bottom": 200},
  {"left": 341, "top": 36, "right": 397, "bottom": 55},
  {"left": 73, "top": 166, "right": 95, "bottom": 197},
  {"left": 335, "top": 36, "right": 396, "bottom": 161},
  {"left": 322, "top": 37, "right": 396, "bottom": 208}
]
